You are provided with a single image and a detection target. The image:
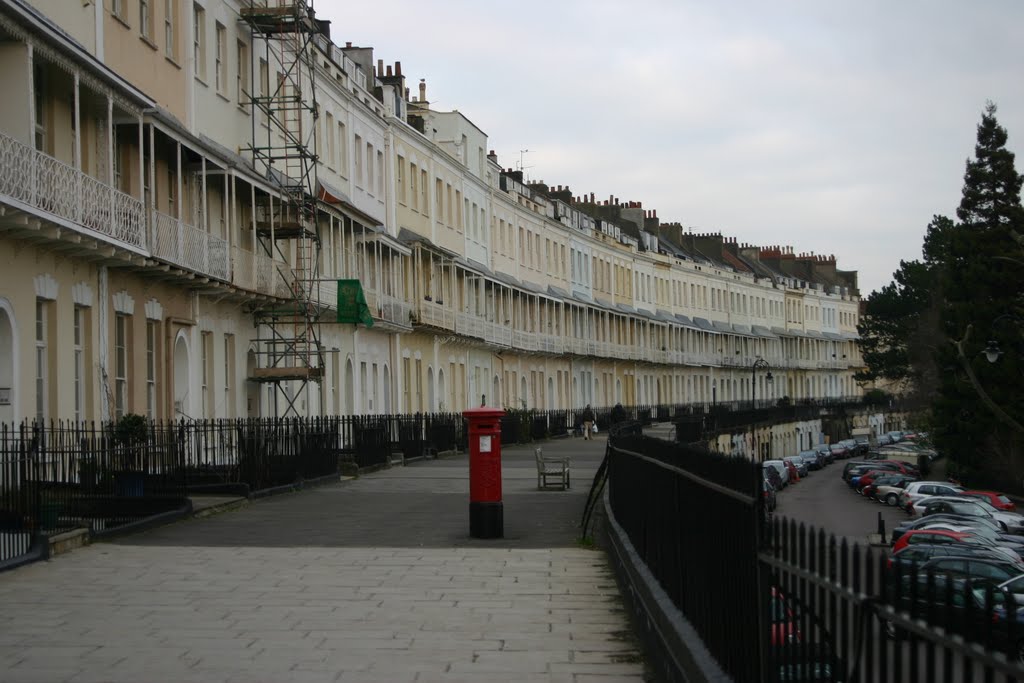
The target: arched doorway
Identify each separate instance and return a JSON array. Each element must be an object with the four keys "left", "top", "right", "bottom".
[
  {"left": 173, "top": 334, "right": 190, "bottom": 418},
  {"left": 0, "top": 300, "right": 15, "bottom": 423},
  {"left": 437, "top": 368, "right": 446, "bottom": 411},
  {"left": 246, "top": 349, "right": 259, "bottom": 417},
  {"left": 427, "top": 366, "right": 435, "bottom": 411}
]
